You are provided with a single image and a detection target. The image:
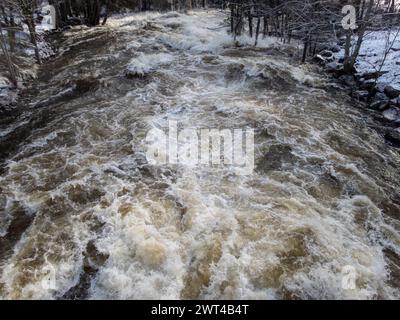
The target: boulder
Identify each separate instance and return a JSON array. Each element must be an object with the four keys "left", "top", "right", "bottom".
[
  {"left": 225, "top": 63, "right": 245, "bottom": 82},
  {"left": 359, "top": 78, "right": 376, "bottom": 91},
  {"left": 385, "top": 129, "right": 400, "bottom": 147},
  {"left": 369, "top": 100, "right": 389, "bottom": 111},
  {"left": 361, "top": 71, "right": 388, "bottom": 80},
  {"left": 389, "top": 98, "right": 400, "bottom": 107},
  {"left": 384, "top": 85, "right": 400, "bottom": 99},
  {"left": 368, "top": 92, "right": 390, "bottom": 110},
  {"left": 352, "top": 90, "right": 369, "bottom": 101},
  {"left": 339, "top": 75, "right": 357, "bottom": 87},
  {"left": 320, "top": 50, "right": 334, "bottom": 58},
  {"left": 330, "top": 44, "right": 341, "bottom": 53},
  {"left": 383, "top": 107, "right": 400, "bottom": 122},
  {"left": 375, "top": 83, "right": 387, "bottom": 93},
  {"left": 326, "top": 61, "right": 343, "bottom": 71},
  {"left": 313, "top": 54, "right": 326, "bottom": 64}
]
